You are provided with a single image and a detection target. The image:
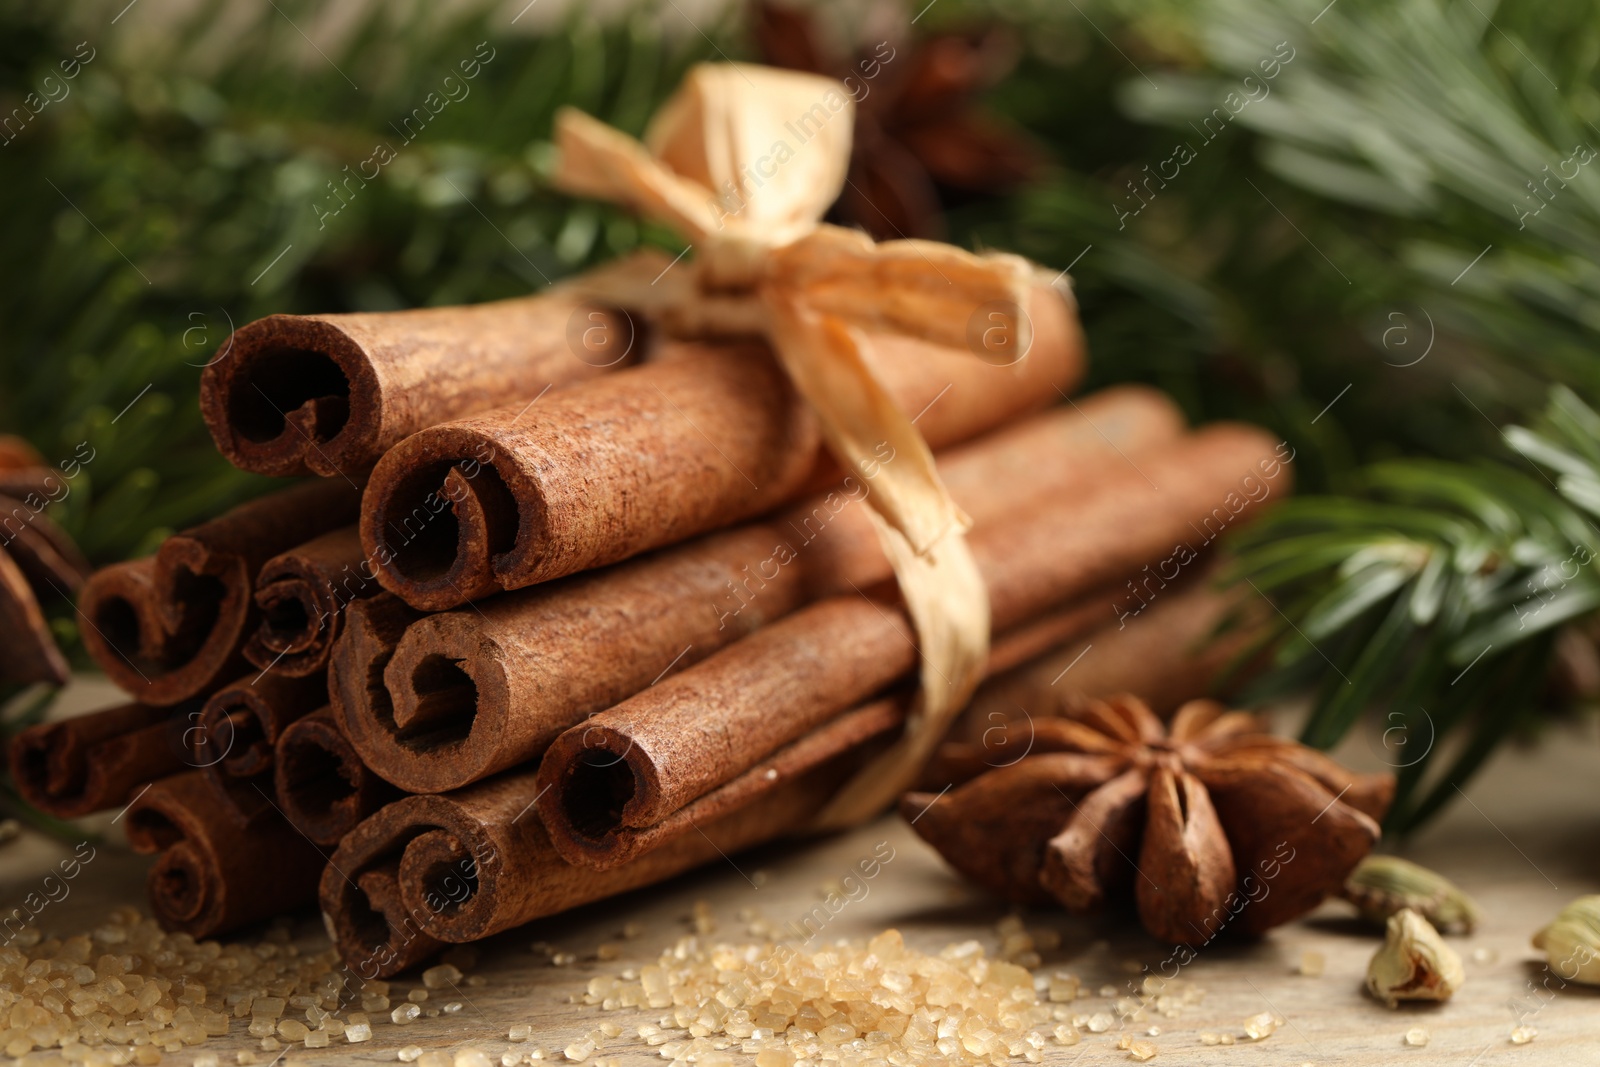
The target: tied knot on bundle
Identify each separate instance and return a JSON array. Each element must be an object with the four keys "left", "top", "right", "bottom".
[{"left": 552, "top": 61, "right": 1059, "bottom": 829}]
